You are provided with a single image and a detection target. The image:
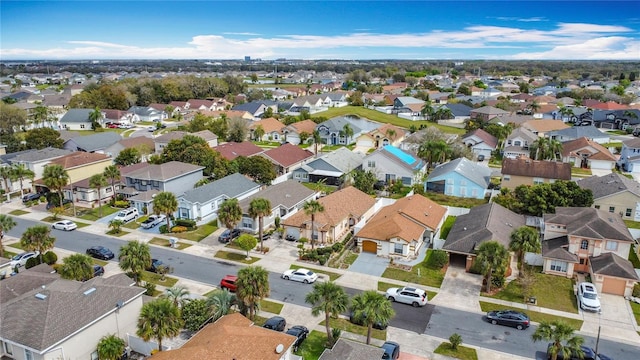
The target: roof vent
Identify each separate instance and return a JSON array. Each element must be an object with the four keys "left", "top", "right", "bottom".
[
  {"left": 463, "top": 227, "right": 467, "bottom": 231},
  {"left": 83, "top": 287, "right": 97, "bottom": 296},
  {"left": 275, "top": 344, "right": 284, "bottom": 354},
  {"left": 35, "top": 293, "right": 47, "bottom": 300}
]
